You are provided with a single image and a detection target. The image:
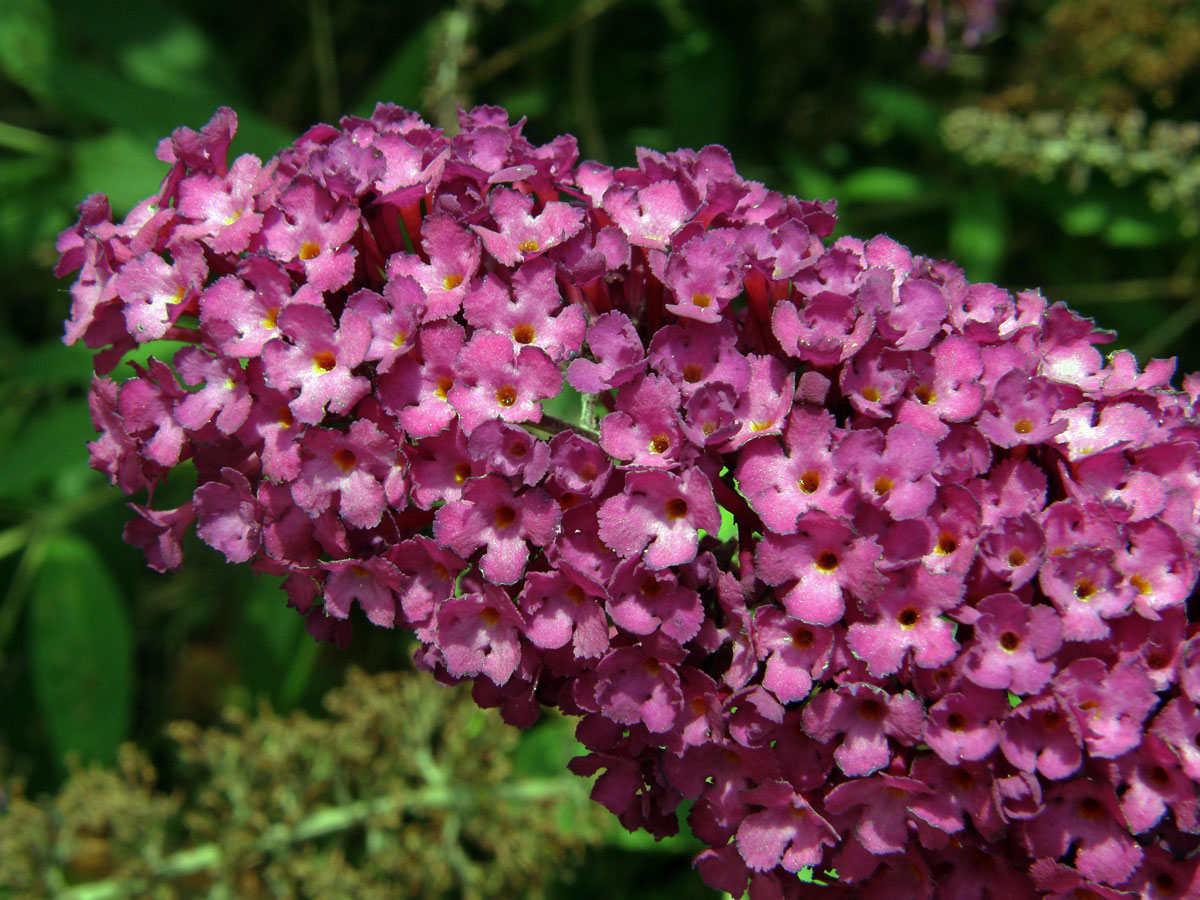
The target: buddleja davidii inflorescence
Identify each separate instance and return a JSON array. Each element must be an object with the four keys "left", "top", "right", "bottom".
[{"left": 58, "top": 104, "right": 1200, "bottom": 899}]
